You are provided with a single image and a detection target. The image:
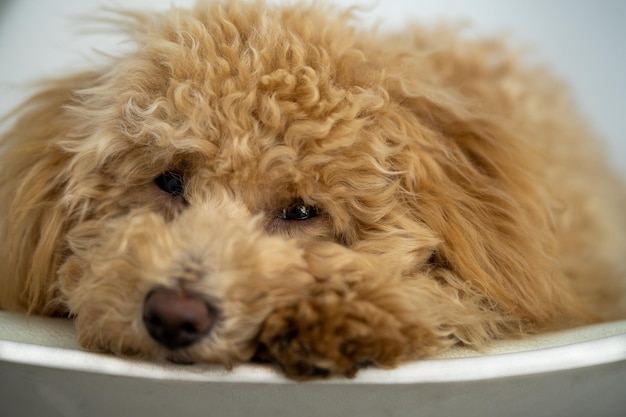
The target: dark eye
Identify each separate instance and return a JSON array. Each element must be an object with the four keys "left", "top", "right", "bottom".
[
  {"left": 279, "top": 200, "right": 318, "bottom": 221},
  {"left": 155, "top": 171, "right": 185, "bottom": 196}
]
